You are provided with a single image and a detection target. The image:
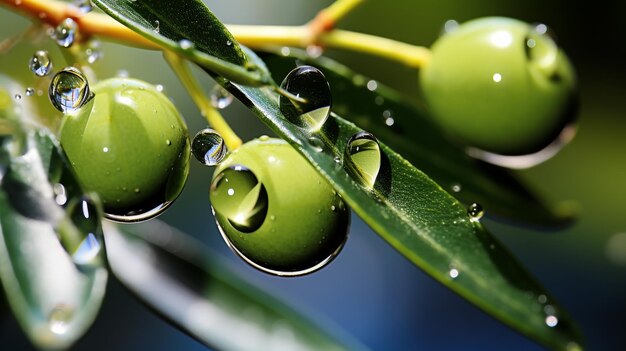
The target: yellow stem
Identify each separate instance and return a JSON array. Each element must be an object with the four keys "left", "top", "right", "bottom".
[
  {"left": 0, "top": 0, "right": 430, "bottom": 68},
  {"left": 321, "top": 0, "right": 364, "bottom": 24},
  {"left": 164, "top": 51, "right": 242, "bottom": 150}
]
